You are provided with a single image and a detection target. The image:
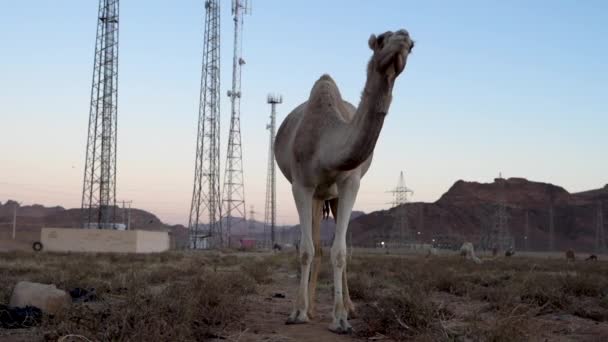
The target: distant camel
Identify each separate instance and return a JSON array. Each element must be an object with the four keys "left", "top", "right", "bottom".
[
  {"left": 586, "top": 254, "right": 598, "bottom": 261},
  {"left": 459, "top": 242, "right": 482, "bottom": 264},
  {"left": 426, "top": 247, "right": 438, "bottom": 258},
  {"left": 565, "top": 249, "right": 575, "bottom": 262}
]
